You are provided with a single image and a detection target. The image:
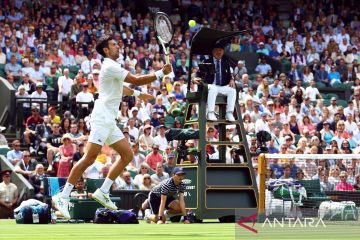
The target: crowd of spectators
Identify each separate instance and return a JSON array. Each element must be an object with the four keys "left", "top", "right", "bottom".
[{"left": 1, "top": 0, "right": 360, "bottom": 203}]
